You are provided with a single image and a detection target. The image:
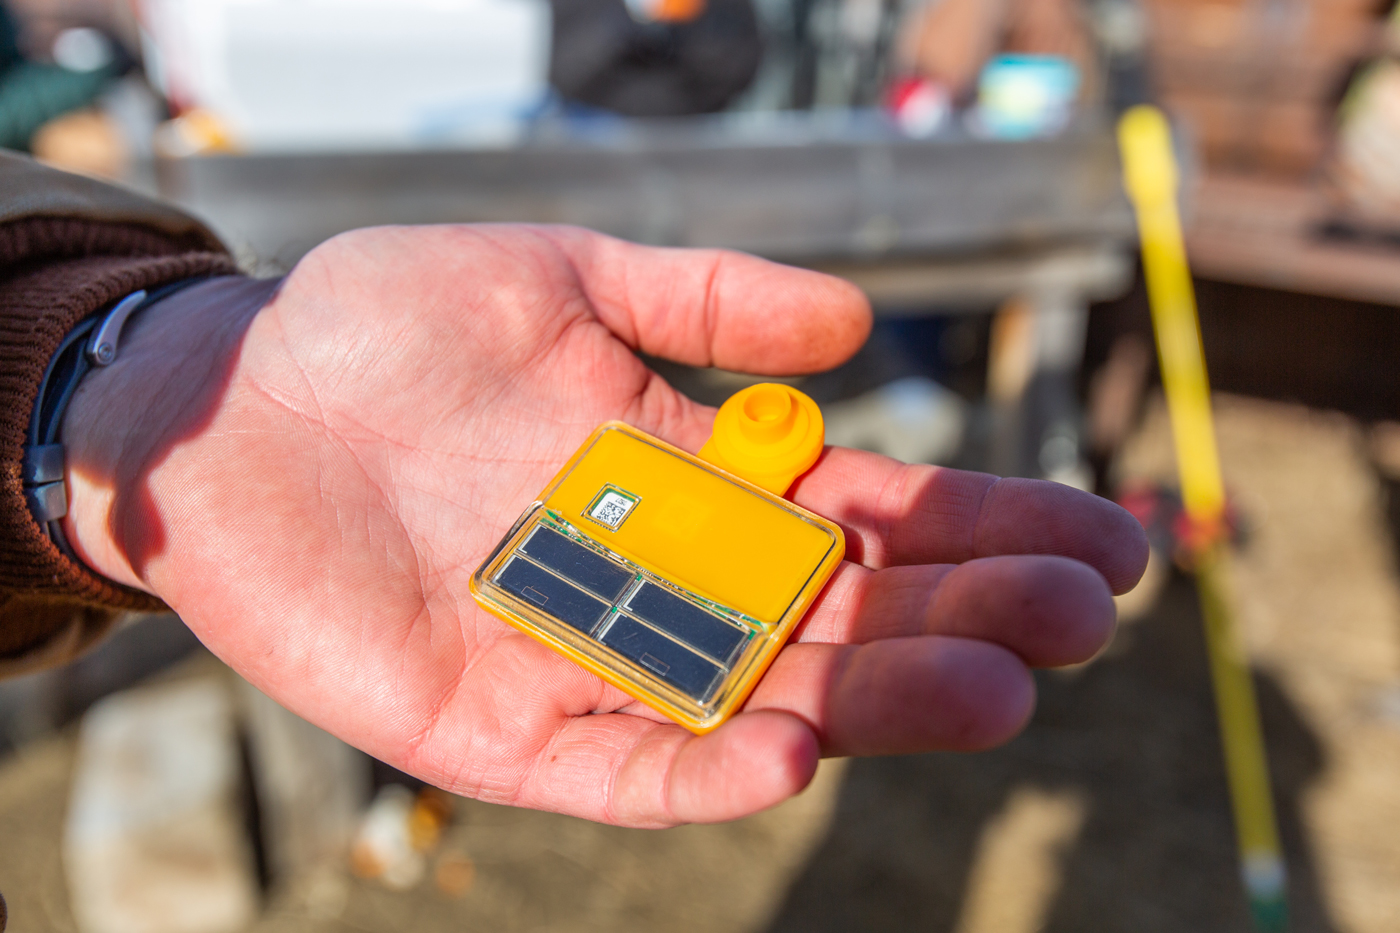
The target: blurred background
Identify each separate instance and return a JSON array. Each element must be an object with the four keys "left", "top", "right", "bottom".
[{"left": 2, "top": 0, "right": 1400, "bottom": 931}]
